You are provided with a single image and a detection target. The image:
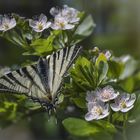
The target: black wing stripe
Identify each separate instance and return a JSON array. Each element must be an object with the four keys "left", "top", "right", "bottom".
[
  {"left": 0, "top": 71, "right": 28, "bottom": 93},
  {"left": 1, "top": 76, "right": 14, "bottom": 86},
  {"left": 65, "top": 46, "right": 82, "bottom": 72},
  {"left": 52, "top": 52, "right": 56, "bottom": 85},
  {"left": 16, "top": 69, "right": 23, "bottom": 76},
  {"left": 21, "top": 66, "right": 45, "bottom": 93},
  {"left": 6, "top": 72, "right": 28, "bottom": 89},
  {"left": 37, "top": 58, "right": 50, "bottom": 92},
  {"left": 59, "top": 47, "right": 67, "bottom": 74},
  {"left": 21, "top": 67, "right": 34, "bottom": 81}
]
